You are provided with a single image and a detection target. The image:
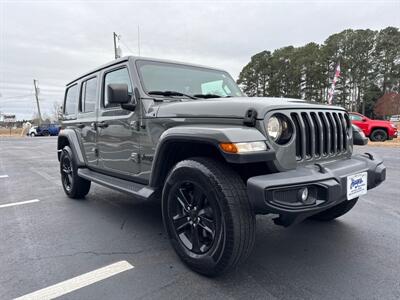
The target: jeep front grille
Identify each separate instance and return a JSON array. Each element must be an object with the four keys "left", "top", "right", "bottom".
[{"left": 290, "top": 111, "right": 350, "bottom": 161}]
